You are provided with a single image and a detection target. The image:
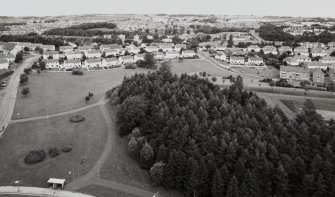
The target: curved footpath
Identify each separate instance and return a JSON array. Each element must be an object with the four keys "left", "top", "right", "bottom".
[{"left": 0, "top": 186, "right": 94, "bottom": 197}]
